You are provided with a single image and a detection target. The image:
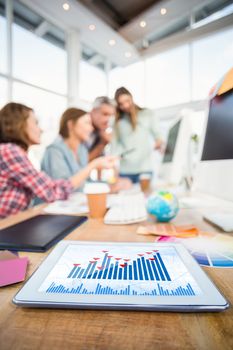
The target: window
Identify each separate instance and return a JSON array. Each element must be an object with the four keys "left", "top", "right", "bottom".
[
  {"left": 109, "top": 61, "right": 145, "bottom": 107},
  {"left": 79, "top": 60, "right": 107, "bottom": 103},
  {"left": 13, "top": 82, "right": 67, "bottom": 145},
  {"left": 12, "top": 81, "right": 67, "bottom": 168},
  {"left": 0, "top": 14, "right": 7, "bottom": 74},
  {"left": 192, "top": 27, "right": 233, "bottom": 100},
  {"left": 0, "top": 77, "right": 8, "bottom": 108},
  {"left": 13, "top": 22, "right": 67, "bottom": 94},
  {"left": 108, "top": 66, "right": 124, "bottom": 99},
  {"left": 145, "top": 45, "right": 190, "bottom": 109}
]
